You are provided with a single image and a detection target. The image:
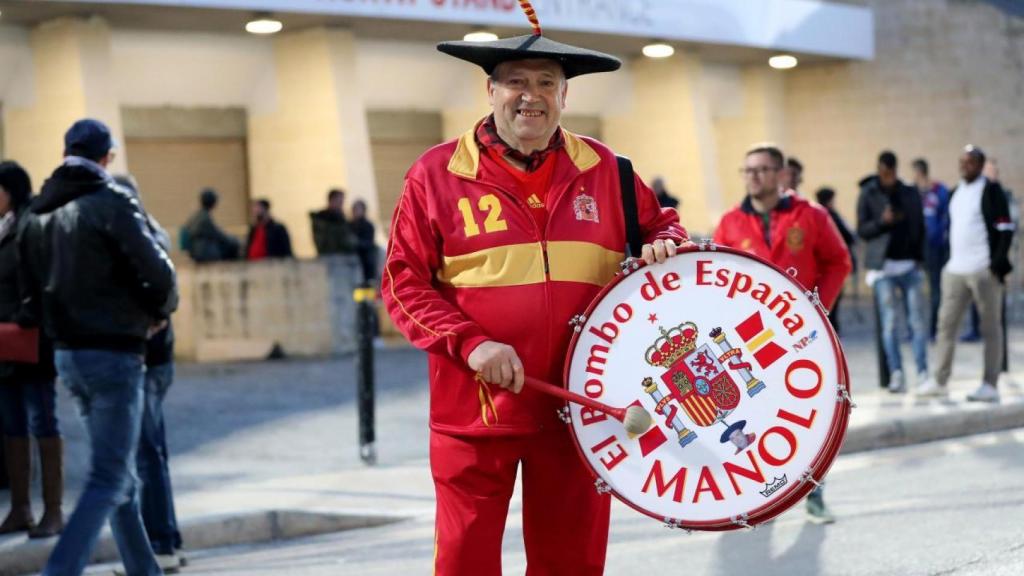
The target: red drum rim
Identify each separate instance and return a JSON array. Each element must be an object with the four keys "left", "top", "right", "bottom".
[{"left": 562, "top": 243, "right": 852, "bottom": 531}]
